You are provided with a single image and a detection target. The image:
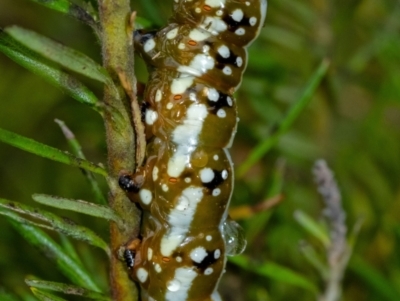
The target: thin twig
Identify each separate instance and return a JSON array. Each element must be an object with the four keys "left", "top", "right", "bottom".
[{"left": 98, "top": 0, "right": 141, "bottom": 300}]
